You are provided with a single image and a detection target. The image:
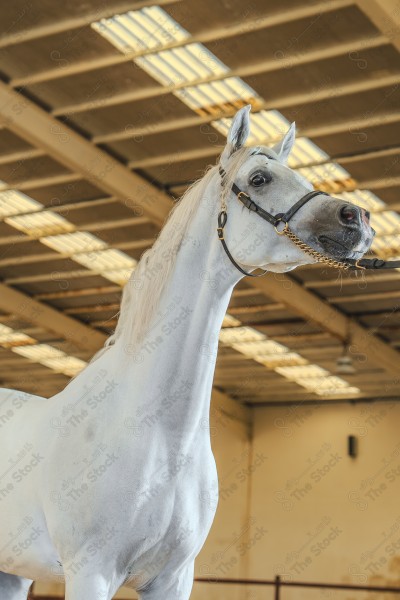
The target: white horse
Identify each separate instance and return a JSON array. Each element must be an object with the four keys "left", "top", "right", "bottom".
[{"left": 0, "top": 106, "right": 374, "bottom": 600}]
